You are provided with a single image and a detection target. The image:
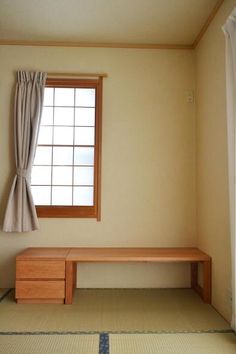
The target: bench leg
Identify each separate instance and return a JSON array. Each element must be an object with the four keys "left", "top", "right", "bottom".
[
  {"left": 191, "top": 262, "right": 198, "bottom": 290},
  {"left": 65, "top": 261, "right": 76, "bottom": 304},
  {"left": 202, "top": 260, "right": 211, "bottom": 304},
  {"left": 191, "top": 261, "right": 211, "bottom": 304}
]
